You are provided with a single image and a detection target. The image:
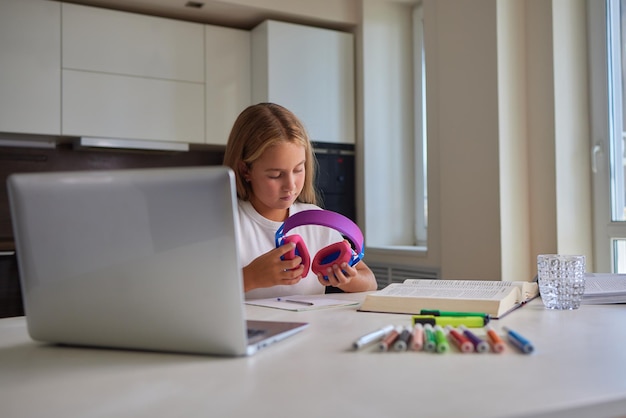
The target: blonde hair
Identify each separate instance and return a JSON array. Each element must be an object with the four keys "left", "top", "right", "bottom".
[{"left": 223, "top": 103, "right": 319, "bottom": 205}]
